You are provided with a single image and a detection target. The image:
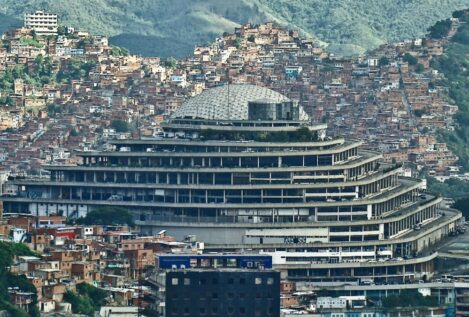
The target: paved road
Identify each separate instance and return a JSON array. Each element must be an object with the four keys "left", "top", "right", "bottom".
[{"left": 401, "top": 89, "right": 415, "bottom": 128}]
